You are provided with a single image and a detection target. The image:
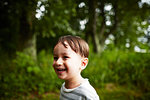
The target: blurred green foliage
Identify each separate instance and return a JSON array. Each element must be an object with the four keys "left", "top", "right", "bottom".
[
  {"left": 84, "top": 49, "right": 150, "bottom": 91},
  {"left": 0, "top": 50, "right": 62, "bottom": 98},
  {"left": 0, "top": 49, "right": 150, "bottom": 99},
  {"left": 0, "top": 0, "right": 150, "bottom": 99}
]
